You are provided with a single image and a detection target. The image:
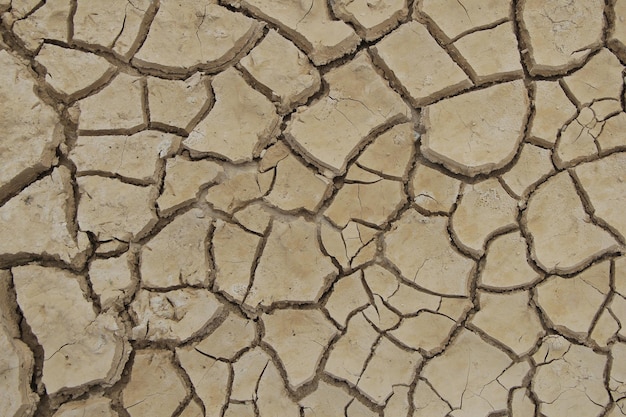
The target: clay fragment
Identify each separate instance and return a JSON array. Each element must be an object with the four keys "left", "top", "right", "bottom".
[{"left": 13, "top": 265, "right": 130, "bottom": 395}]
